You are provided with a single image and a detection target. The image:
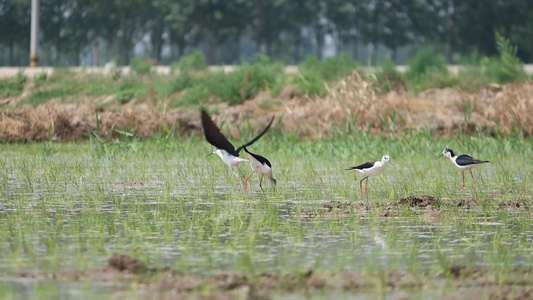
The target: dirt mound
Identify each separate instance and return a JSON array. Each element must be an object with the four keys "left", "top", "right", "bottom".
[
  {"left": 107, "top": 253, "right": 147, "bottom": 273},
  {"left": 498, "top": 199, "right": 528, "bottom": 210},
  {"left": 323, "top": 201, "right": 367, "bottom": 215},
  {"left": 453, "top": 198, "right": 480, "bottom": 208},
  {"left": 296, "top": 201, "right": 367, "bottom": 219},
  {"left": 388, "top": 195, "right": 440, "bottom": 209},
  {"left": 380, "top": 195, "right": 439, "bottom": 218},
  {"left": 323, "top": 201, "right": 354, "bottom": 211}
]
